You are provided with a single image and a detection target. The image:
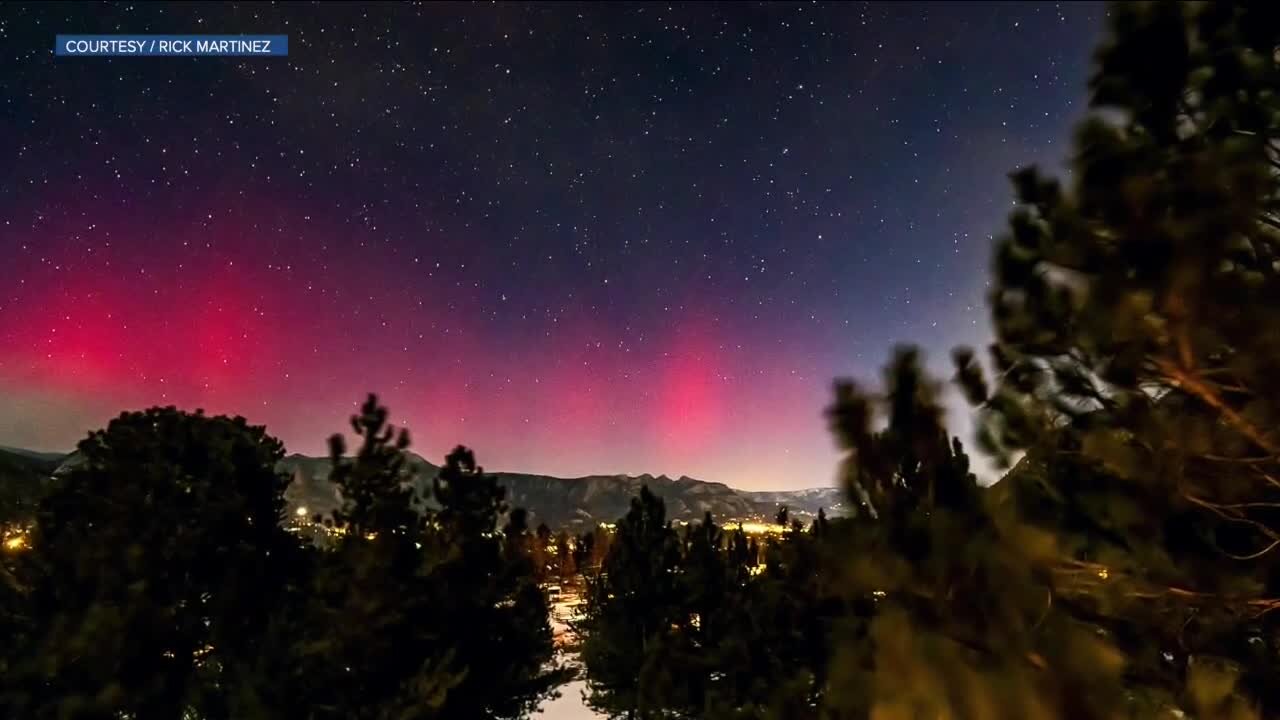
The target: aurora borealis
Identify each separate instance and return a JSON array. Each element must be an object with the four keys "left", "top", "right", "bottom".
[{"left": 0, "top": 2, "right": 1103, "bottom": 488}]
